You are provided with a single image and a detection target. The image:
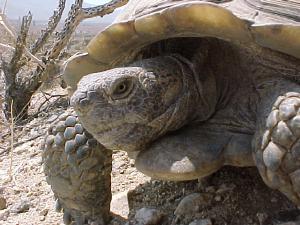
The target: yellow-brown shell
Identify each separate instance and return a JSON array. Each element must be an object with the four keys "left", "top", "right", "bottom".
[{"left": 63, "top": 0, "right": 300, "bottom": 90}]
